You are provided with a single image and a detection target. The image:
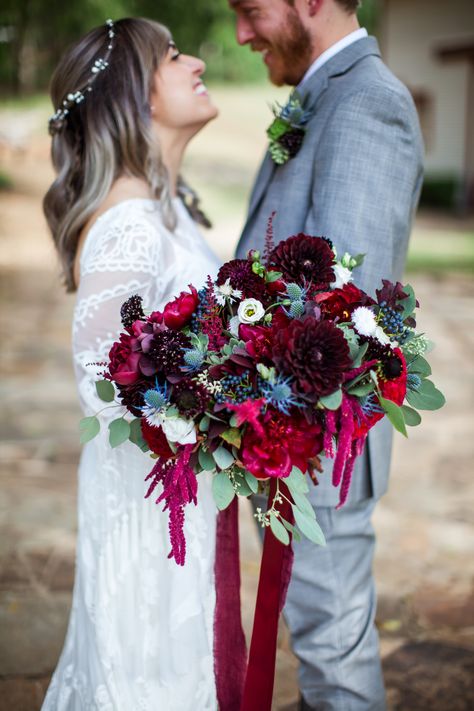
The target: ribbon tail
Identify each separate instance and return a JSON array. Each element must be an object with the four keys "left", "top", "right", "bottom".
[
  {"left": 214, "top": 497, "right": 247, "bottom": 711},
  {"left": 240, "top": 480, "right": 294, "bottom": 711}
]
